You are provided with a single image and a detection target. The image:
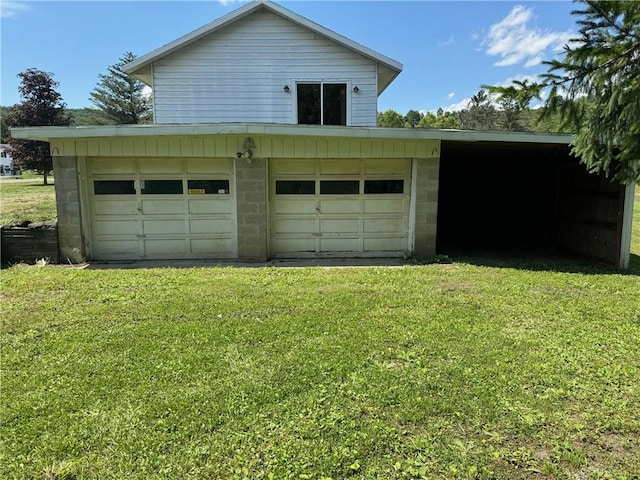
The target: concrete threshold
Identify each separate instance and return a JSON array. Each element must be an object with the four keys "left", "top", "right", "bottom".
[{"left": 85, "top": 258, "right": 410, "bottom": 270}]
